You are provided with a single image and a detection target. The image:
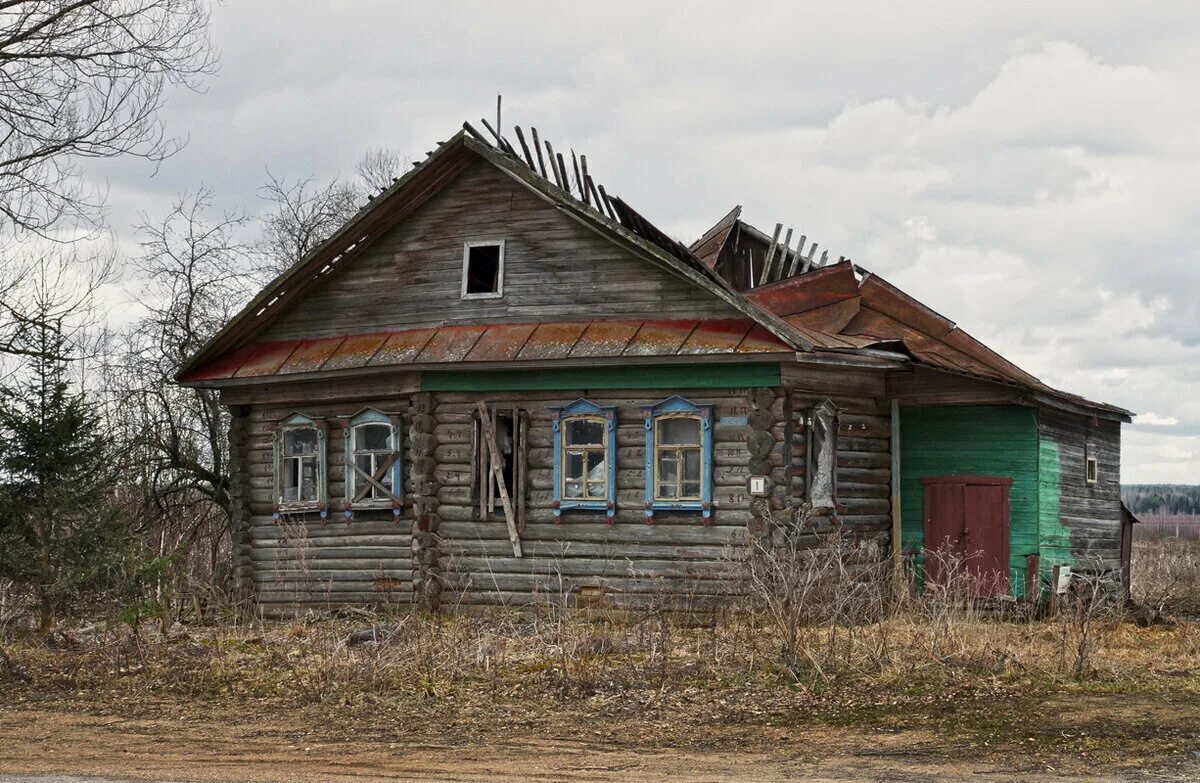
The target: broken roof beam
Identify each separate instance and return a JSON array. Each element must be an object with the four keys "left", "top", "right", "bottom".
[
  {"left": 785, "top": 234, "right": 807, "bottom": 277},
  {"left": 530, "top": 127, "right": 548, "bottom": 178},
  {"left": 513, "top": 126, "right": 536, "bottom": 171},
  {"left": 758, "top": 223, "right": 783, "bottom": 287}
]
